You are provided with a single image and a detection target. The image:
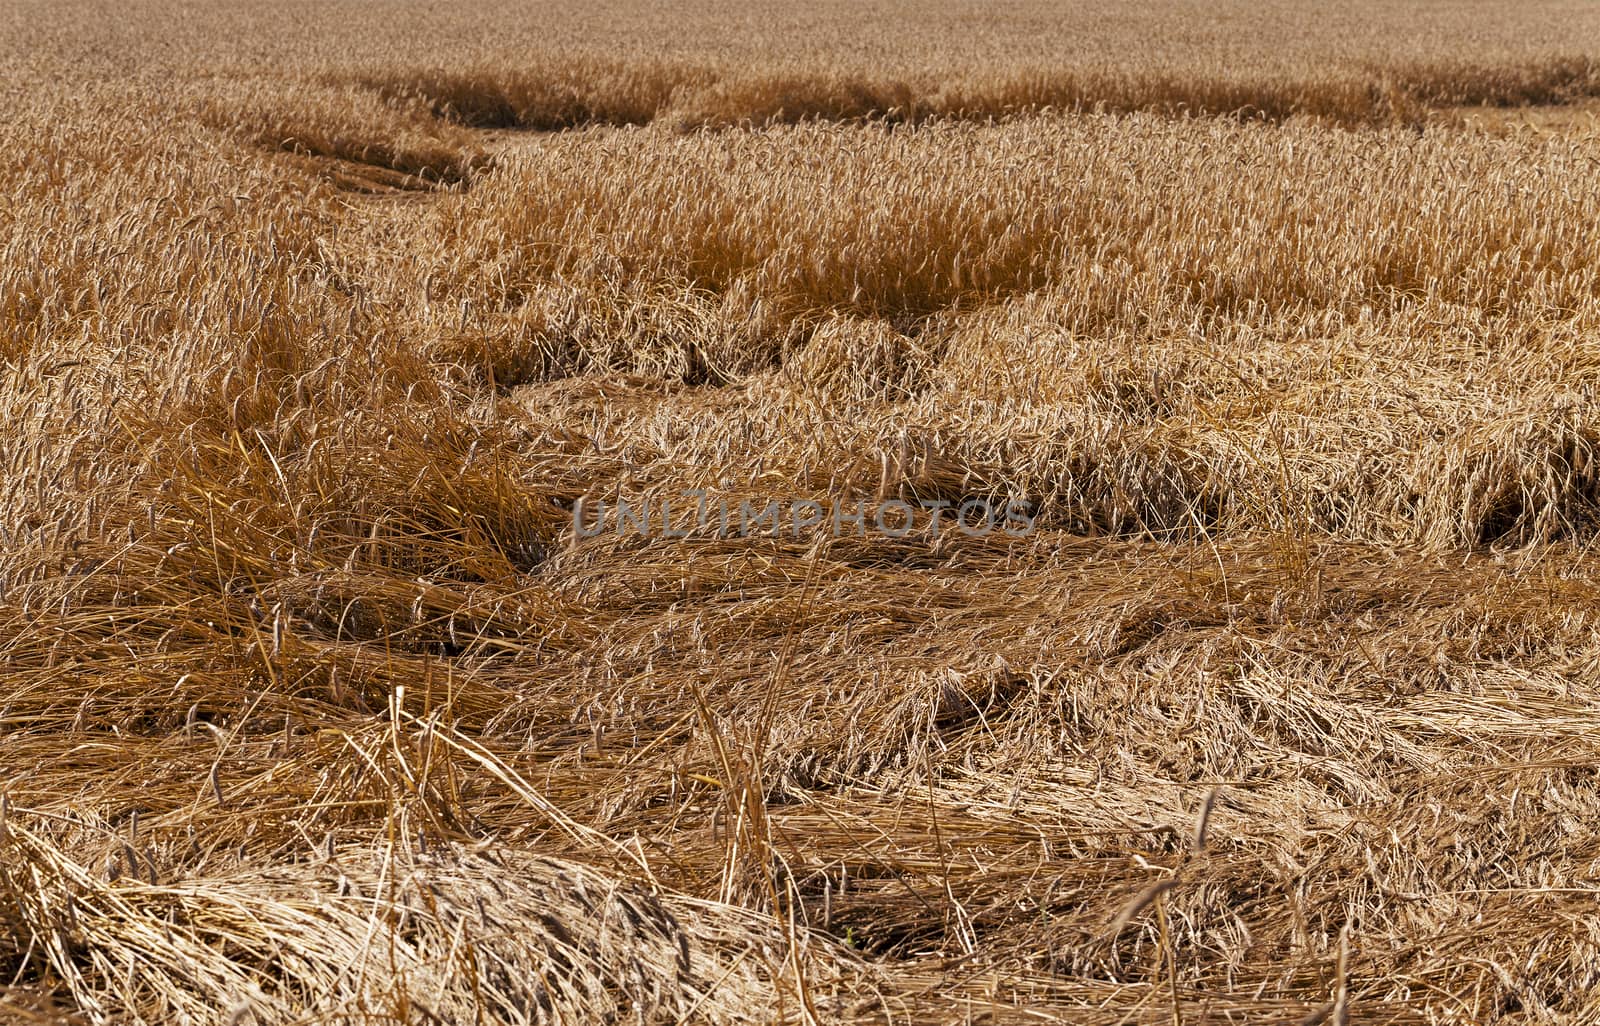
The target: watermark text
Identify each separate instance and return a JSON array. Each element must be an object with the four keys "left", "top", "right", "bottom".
[{"left": 573, "top": 492, "right": 1034, "bottom": 540}]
